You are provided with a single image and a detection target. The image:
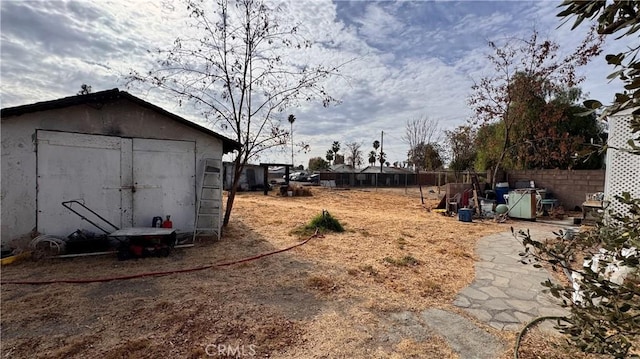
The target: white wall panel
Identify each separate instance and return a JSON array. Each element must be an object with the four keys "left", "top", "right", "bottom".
[
  {"left": 37, "top": 131, "right": 123, "bottom": 236},
  {"left": 132, "top": 138, "right": 196, "bottom": 230}
]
